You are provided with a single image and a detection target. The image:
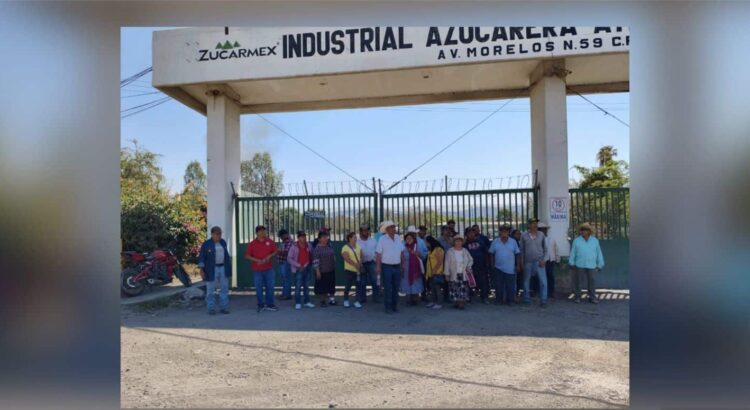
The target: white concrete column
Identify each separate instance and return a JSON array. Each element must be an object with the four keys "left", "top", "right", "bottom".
[
  {"left": 206, "top": 88, "right": 241, "bottom": 285},
  {"left": 530, "top": 60, "right": 571, "bottom": 256}
]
